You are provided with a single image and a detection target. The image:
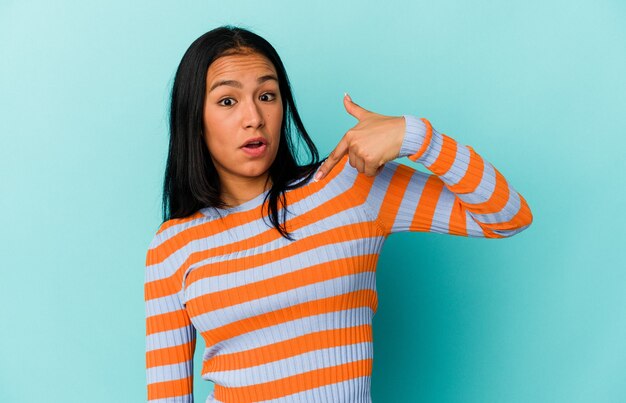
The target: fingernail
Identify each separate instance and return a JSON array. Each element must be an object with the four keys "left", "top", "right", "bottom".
[{"left": 314, "top": 170, "right": 322, "bottom": 182}]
